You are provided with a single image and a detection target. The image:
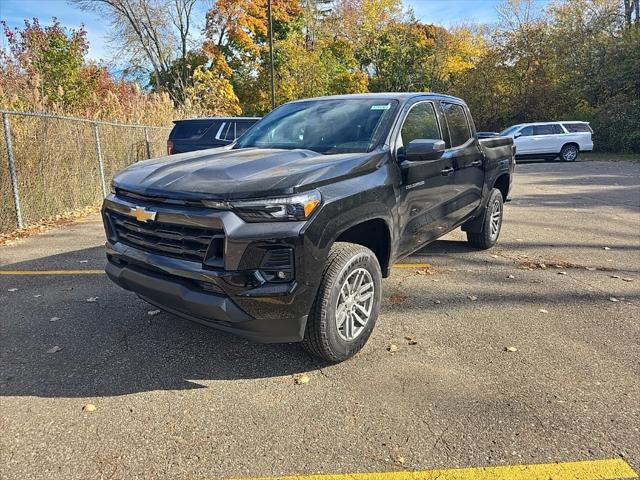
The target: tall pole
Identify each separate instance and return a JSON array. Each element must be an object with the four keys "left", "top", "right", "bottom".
[{"left": 267, "top": 0, "right": 276, "bottom": 110}]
